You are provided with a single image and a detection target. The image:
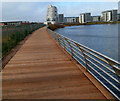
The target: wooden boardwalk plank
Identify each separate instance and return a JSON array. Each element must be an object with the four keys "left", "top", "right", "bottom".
[{"left": 2, "top": 27, "right": 111, "bottom": 99}]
